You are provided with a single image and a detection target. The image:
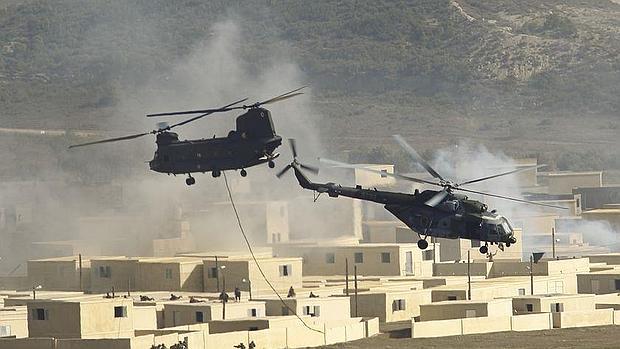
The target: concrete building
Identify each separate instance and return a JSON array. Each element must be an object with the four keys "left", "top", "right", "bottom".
[
  {"left": 27, "top": 297, "right": 134, "bottom": 339},
  {"left": 573, "top": 186, "right": 620, "bottom": 210},
  {"left": 203, "top": 257, "right": 303, "bottom": 296},
  {"left": 577, "top": 270, "right": 620, "bottom": 294},
  {"left": 163, "top": 300, "right": 266, "bottom": 327},
  {"left": 420, "top": 298, "right": 513, "bottom": 321},
  {"left": 544, "top": 171, "right": 603, "bottom": 195},
  {"left": 27, "top": 256, "right": 90, "bottom": 292},
  {"left": 90, "top": 256, "right": 205, "bottom": 293},
  {"left": 512, "top": 294, "right": 596, "bottom": 314},
  {"left": 0, "top": 306, "right": 28, "bottom": 338},
  {"left": 345, "top": 288, "right": 431, "bottom": 322},
  {"left": 263, "top": 296, "right": 351, "bottom": 321},
  {"left": 274, "top": 243, "right": 435, "bottom": 277}
]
